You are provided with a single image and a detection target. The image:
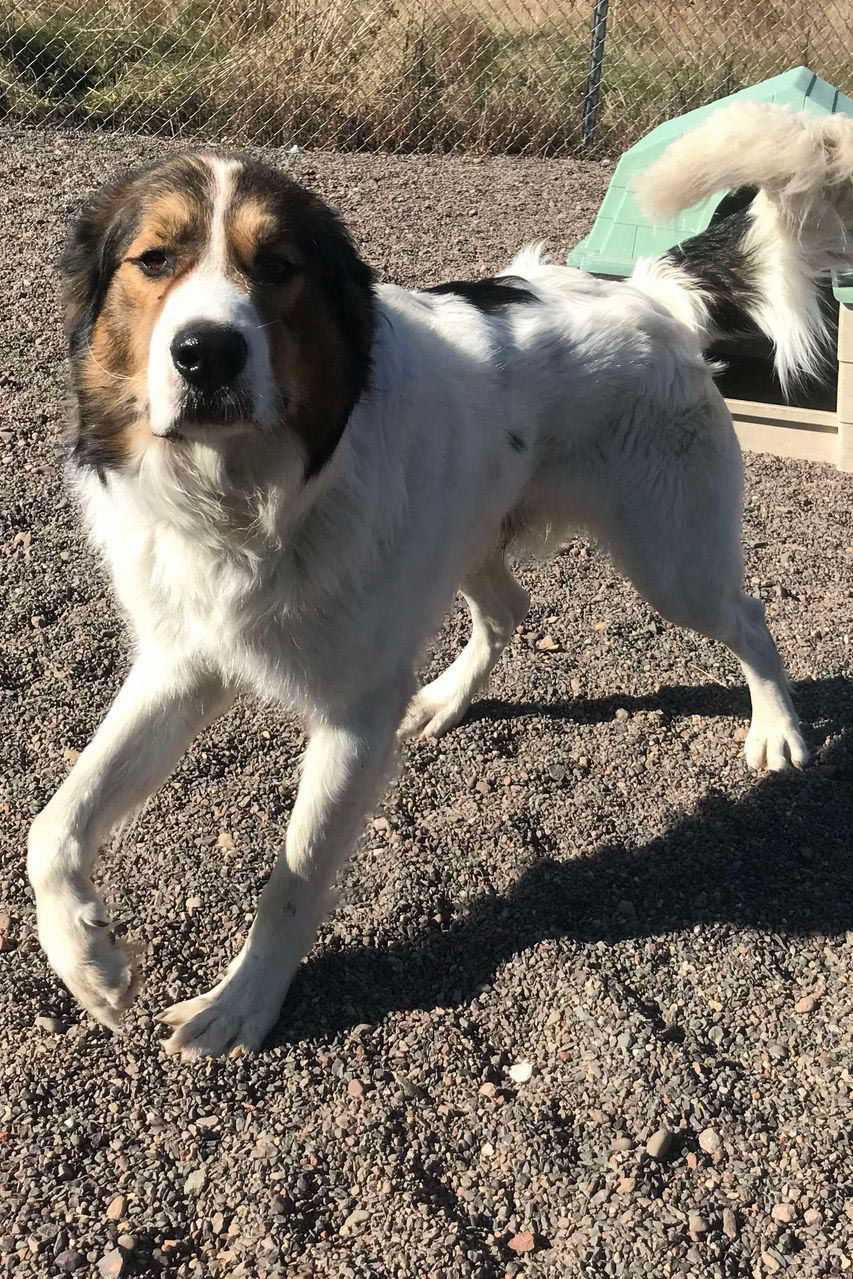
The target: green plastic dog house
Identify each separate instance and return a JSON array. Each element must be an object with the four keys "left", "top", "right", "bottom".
[{"left": 569, "top": 67, "right": 853, "bottom": 471}]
